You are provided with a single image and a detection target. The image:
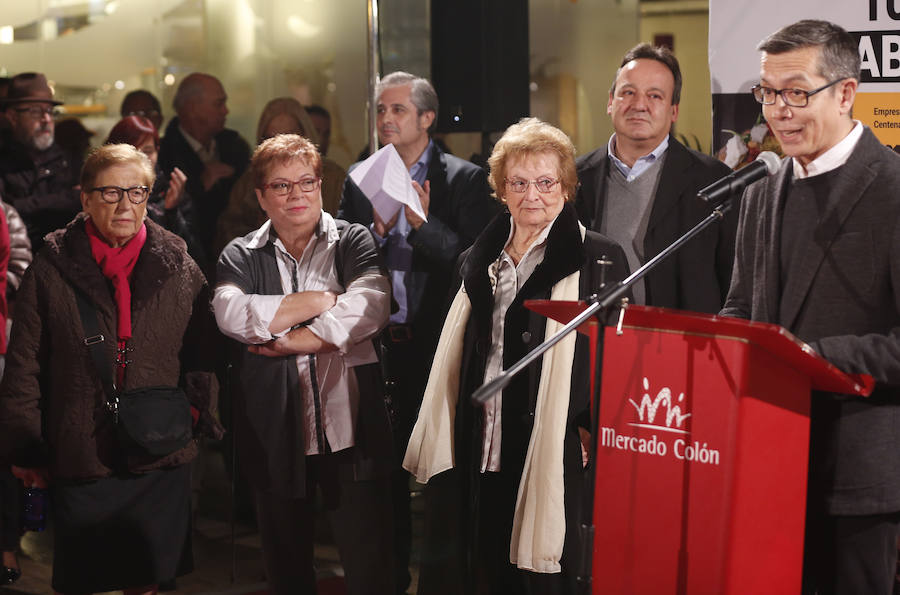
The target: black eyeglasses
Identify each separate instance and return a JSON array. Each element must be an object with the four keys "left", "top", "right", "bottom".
[
  {"left": 751, "top": 78, "right": 845, "bottom": 108},
  {"left": 262, "top": 178, "right": 321, "bottom": 196},
  {"left": 13, "top": 106, "right": 59, "bottom": 119},
  {"left": 91, "top": 185, "right": 150, "bottom": 204},
  {"left": 505, "top": 177, "right": 560, "bottom": 194}
]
